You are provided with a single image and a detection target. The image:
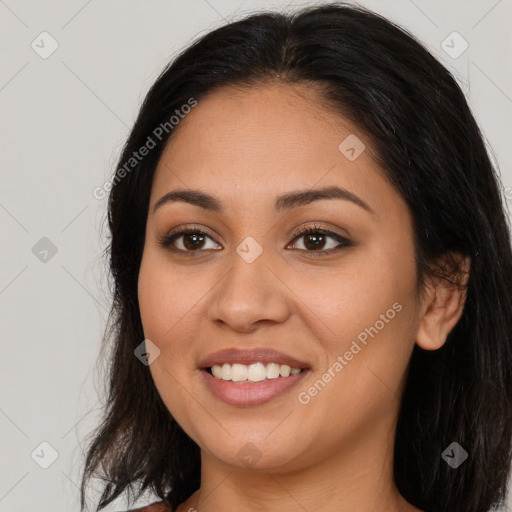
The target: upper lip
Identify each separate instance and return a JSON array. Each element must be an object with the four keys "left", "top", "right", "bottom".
[{"left": 198, "top": 348, "right": 310, "bottom": 369}]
